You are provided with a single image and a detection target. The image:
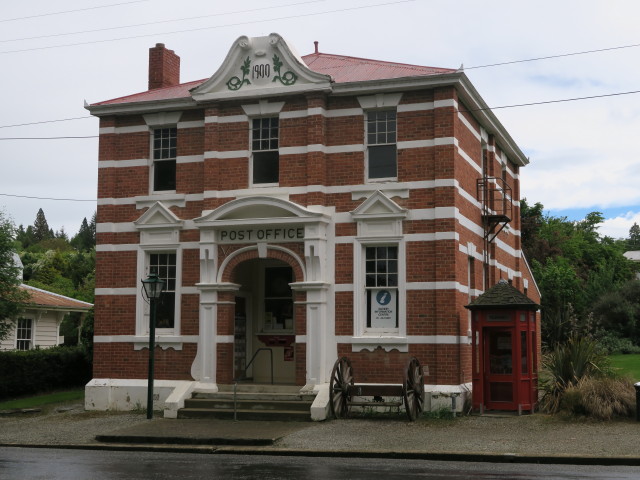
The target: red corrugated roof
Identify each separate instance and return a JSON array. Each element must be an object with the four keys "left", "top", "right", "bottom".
[
  {"left": 92, "top": 52, "right": 455, "bottom": 107},
  {"left": 301, "top": 52, "right": 455, "bottom": 83},
  {"left": 20, "top": 285, "right": 93, "bottom": 311}
]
